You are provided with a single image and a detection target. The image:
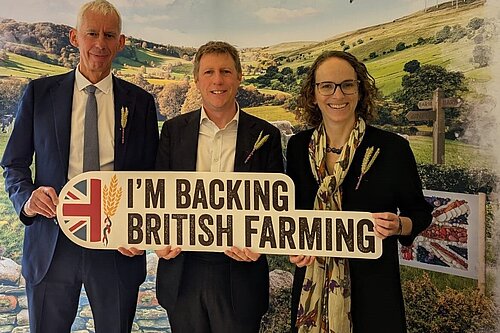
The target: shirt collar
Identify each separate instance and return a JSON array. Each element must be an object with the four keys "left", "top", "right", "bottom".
[
  {"left": 200, "top": 102, "right": 240, "bottom": 129},
  {"left": 75, "top": 65, "right": 113, "bottom": 94}
]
